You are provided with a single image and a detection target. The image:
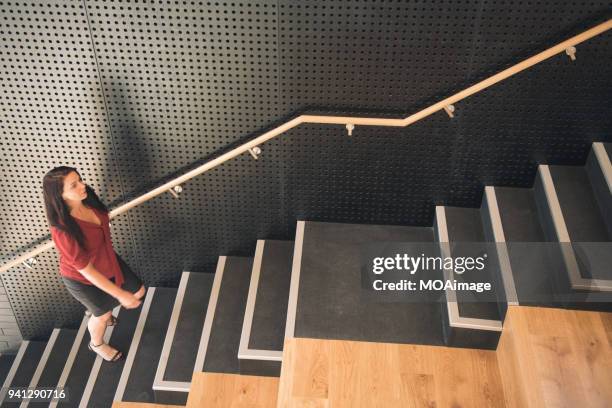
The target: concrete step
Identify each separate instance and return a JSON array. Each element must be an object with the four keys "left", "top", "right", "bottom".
[
  {"left": 435, "top": 205, "right": 502, "bottom": 350},
  {"left": 24, "top": 329, "right": 77, "bottom": 408},
  {"left": 495, "top": 186, "right": 568, "bottom": 307},
  {"left": 199, "top": 257, "right": 252, "bottom": 374},
  {"left": 79, "top": 304, "right": 142, "bottom": 408},
  {"left": 0, "top": 355, "right": 16, "bottom": 390},
  {"left": 54, "top": 314, "right": 97, "bottom": 408},
  {"left": 153, "top": 272, "right": 214, "bottom": 404},
  {"left": 239, "top": 240, "right": 293, "bottom": 377},
  {"left": 114, "top": 288, "right": 177, "bottom": 405},
  {"left": 0, "top": 341, "right": 47, "bottom": 407},
  {"left": 585, "top": 142, "right": 612, "bottom": 236},
  {"left": 537, "top": 165, "right": 612, "bottom": 293},
  {"left": 286, "top": 221, "right": 445, "bottom": 346}
]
